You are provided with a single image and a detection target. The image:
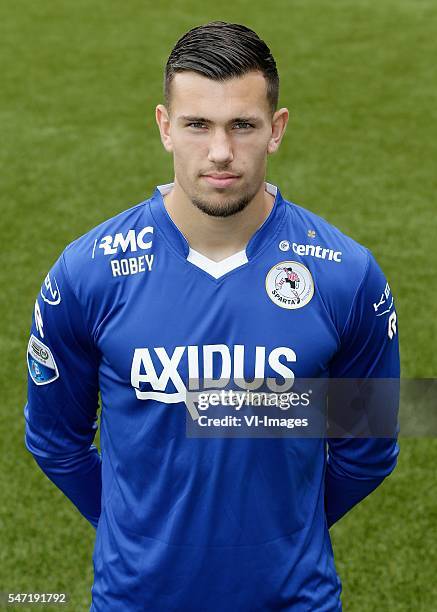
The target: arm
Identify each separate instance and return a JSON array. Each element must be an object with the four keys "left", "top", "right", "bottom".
[
  {"left": 24, "top": 252, "right": 102, "bottom": 528},
  {"left": 325, "top": 249, "right": 400, "bottom": 528}
]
